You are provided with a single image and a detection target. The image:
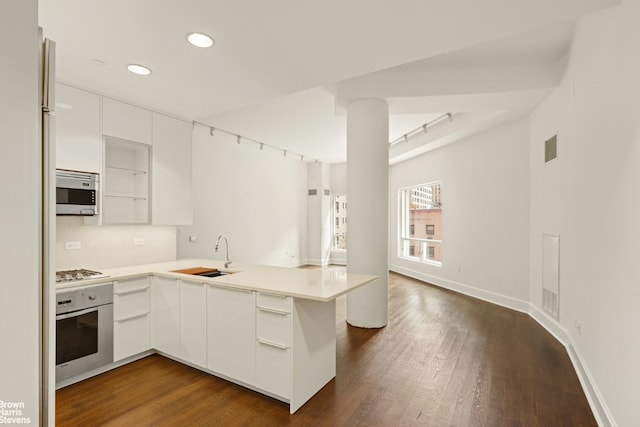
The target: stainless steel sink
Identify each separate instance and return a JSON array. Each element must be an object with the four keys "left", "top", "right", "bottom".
[{"left": 196, "top": 270, "right": 231, "bottom": 278}]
